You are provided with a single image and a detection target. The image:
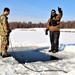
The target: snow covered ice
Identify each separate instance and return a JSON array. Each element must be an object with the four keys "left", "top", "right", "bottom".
[{"left": 0, "top": 28, "right": 75, "bottom": 75}]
